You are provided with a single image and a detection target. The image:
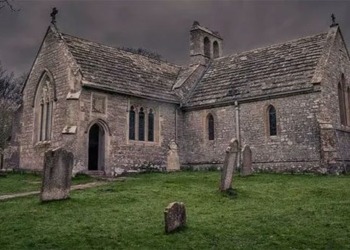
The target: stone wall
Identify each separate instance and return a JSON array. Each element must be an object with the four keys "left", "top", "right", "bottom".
[
  {"left": 16, "top": 26, "right": 80, "bottom": 171},
  {"left": 13, "top": 25, "right": 179, "bottom": 174},
  {"left": 73, "top": 88, "right": 178, "bottom": 174},
  {"left": 180, "top": 92, "right": 322, "bottom": 173},
  {"left": 11, "top": 25, "right": 350, "bottom": 175},
  {"left": 318, "top": 27, "right": 350, "bottom": 167}
]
